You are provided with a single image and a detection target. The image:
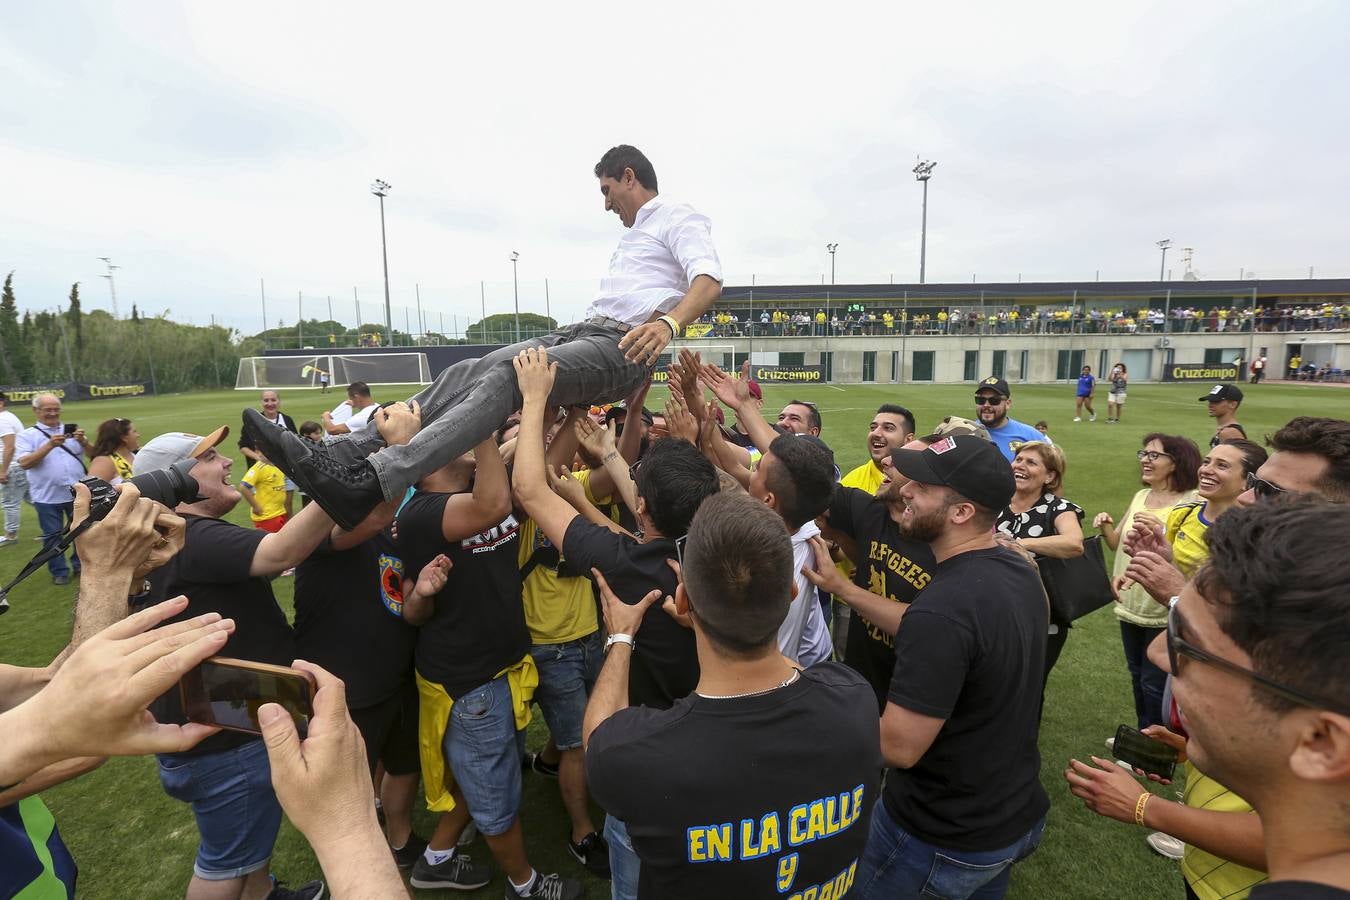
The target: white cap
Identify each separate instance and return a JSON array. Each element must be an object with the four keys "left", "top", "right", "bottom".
[{"left": 132, "top": 426, "right": 229, "bottom": 476}]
